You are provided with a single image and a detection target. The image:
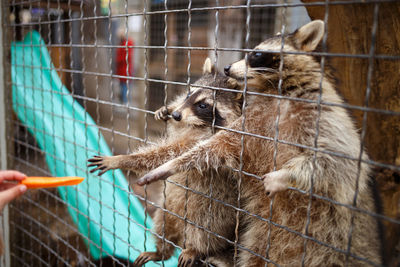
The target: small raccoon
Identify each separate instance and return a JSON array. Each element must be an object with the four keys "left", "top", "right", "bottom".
[
  {"left": 137, "top": 21, "right": 382, "bottom": 266},
  {"left": 88, "top": 58, "right": 240, "bottom": 176},
  {"left": 88, "top": 58, "right": 242, "bottom": 267}
]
